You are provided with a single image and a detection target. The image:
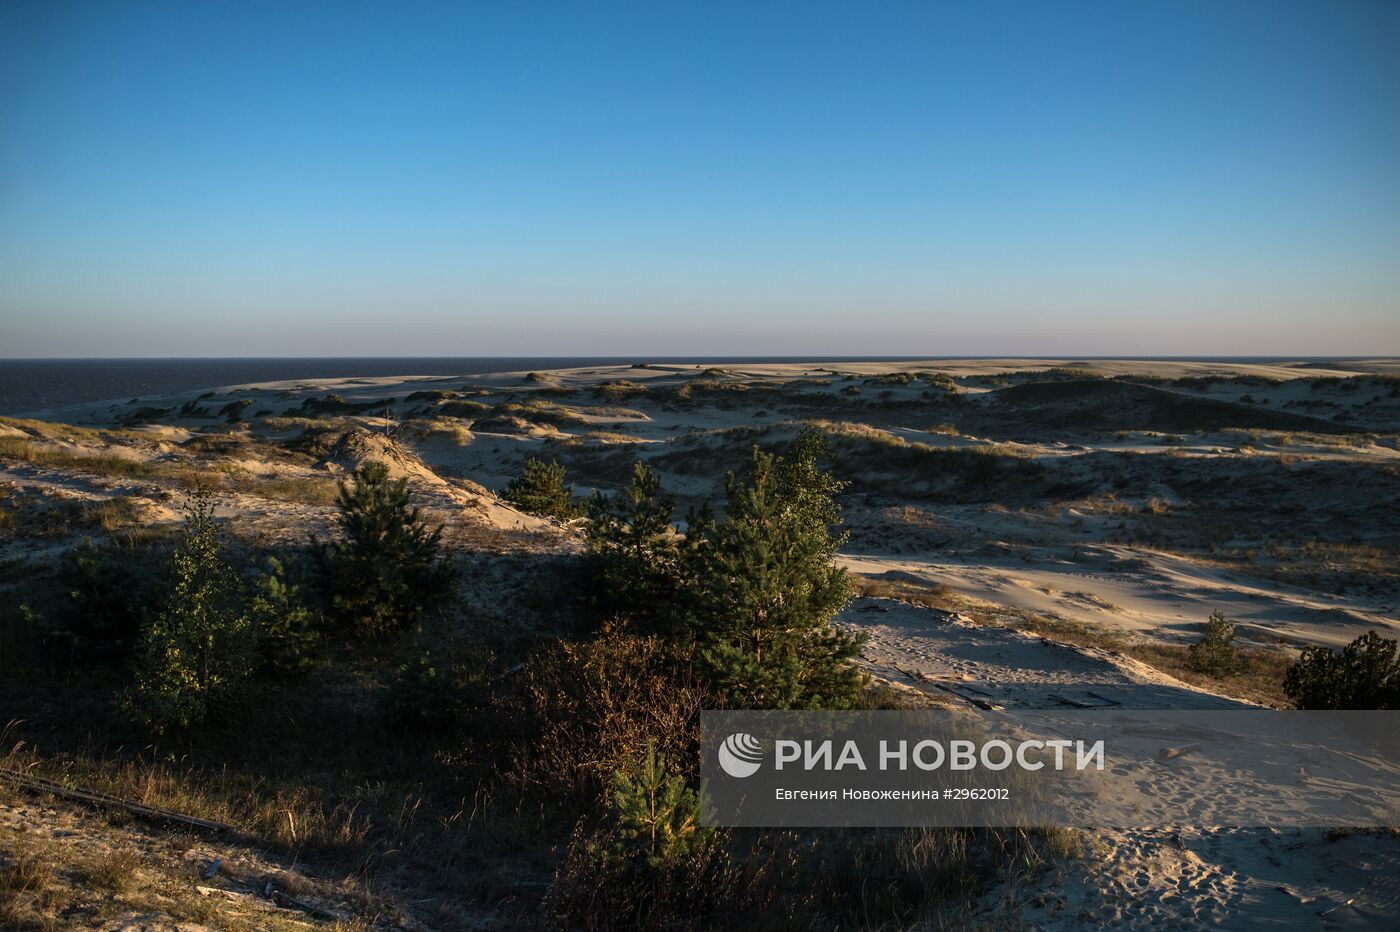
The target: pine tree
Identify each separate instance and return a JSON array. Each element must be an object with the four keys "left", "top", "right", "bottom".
[
  {"left": 126, "top": 491, "right": 255, "bottom": 732},
  {"left": 584, "top": 461, "right": 682, "bottom": 627},
  {"left": 685, "top": 429, "right": 865, "bottom": 709},
  {"left": 1185, "top": 609, "right": 1241, "bottom": 676},
  {"left": 504, "top": 457, "right": 582, "bottom": 519},
  {"left": 320, "top": 462, "right": 452, "bottom": 637},
  {"left": 1284, "top": 631, "right": 1400, "bottom": 710},
  {"left": 608, "top": 745, "right": 710, "bottom": 868}
]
